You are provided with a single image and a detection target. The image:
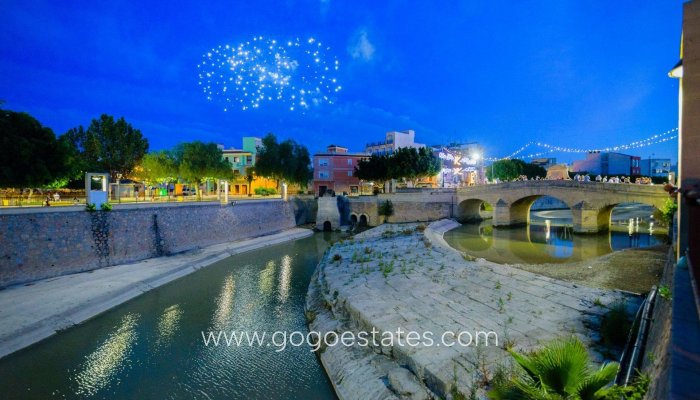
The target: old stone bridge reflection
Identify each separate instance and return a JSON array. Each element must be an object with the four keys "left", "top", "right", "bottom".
[{"left": 443, "top": 221, "right": 665, "bottom": 265}]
